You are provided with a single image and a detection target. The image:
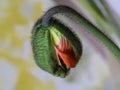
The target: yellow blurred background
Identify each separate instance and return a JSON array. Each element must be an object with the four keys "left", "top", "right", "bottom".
[{"left": 0, "top": 0, "right": 56, "bottom": 90}]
